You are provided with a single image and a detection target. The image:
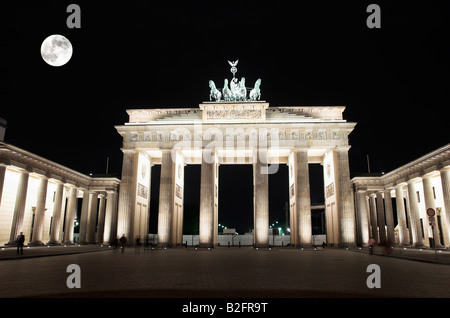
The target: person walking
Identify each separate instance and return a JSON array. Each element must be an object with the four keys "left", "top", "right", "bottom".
[
  {"left": 16, "top": 232, "right": 25, "bottom": 255},
  {"left": 135, "top": 235, "right": 141, "bottom": 254},
  {"left": 112, "top": 236, "right": 119, "bottom": 253},
  {"left": 119, "top": 234, "right": 127, "bottom": 254},
  {"left": 369, "top": 237, "right": 376, "bottom": 255}
]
